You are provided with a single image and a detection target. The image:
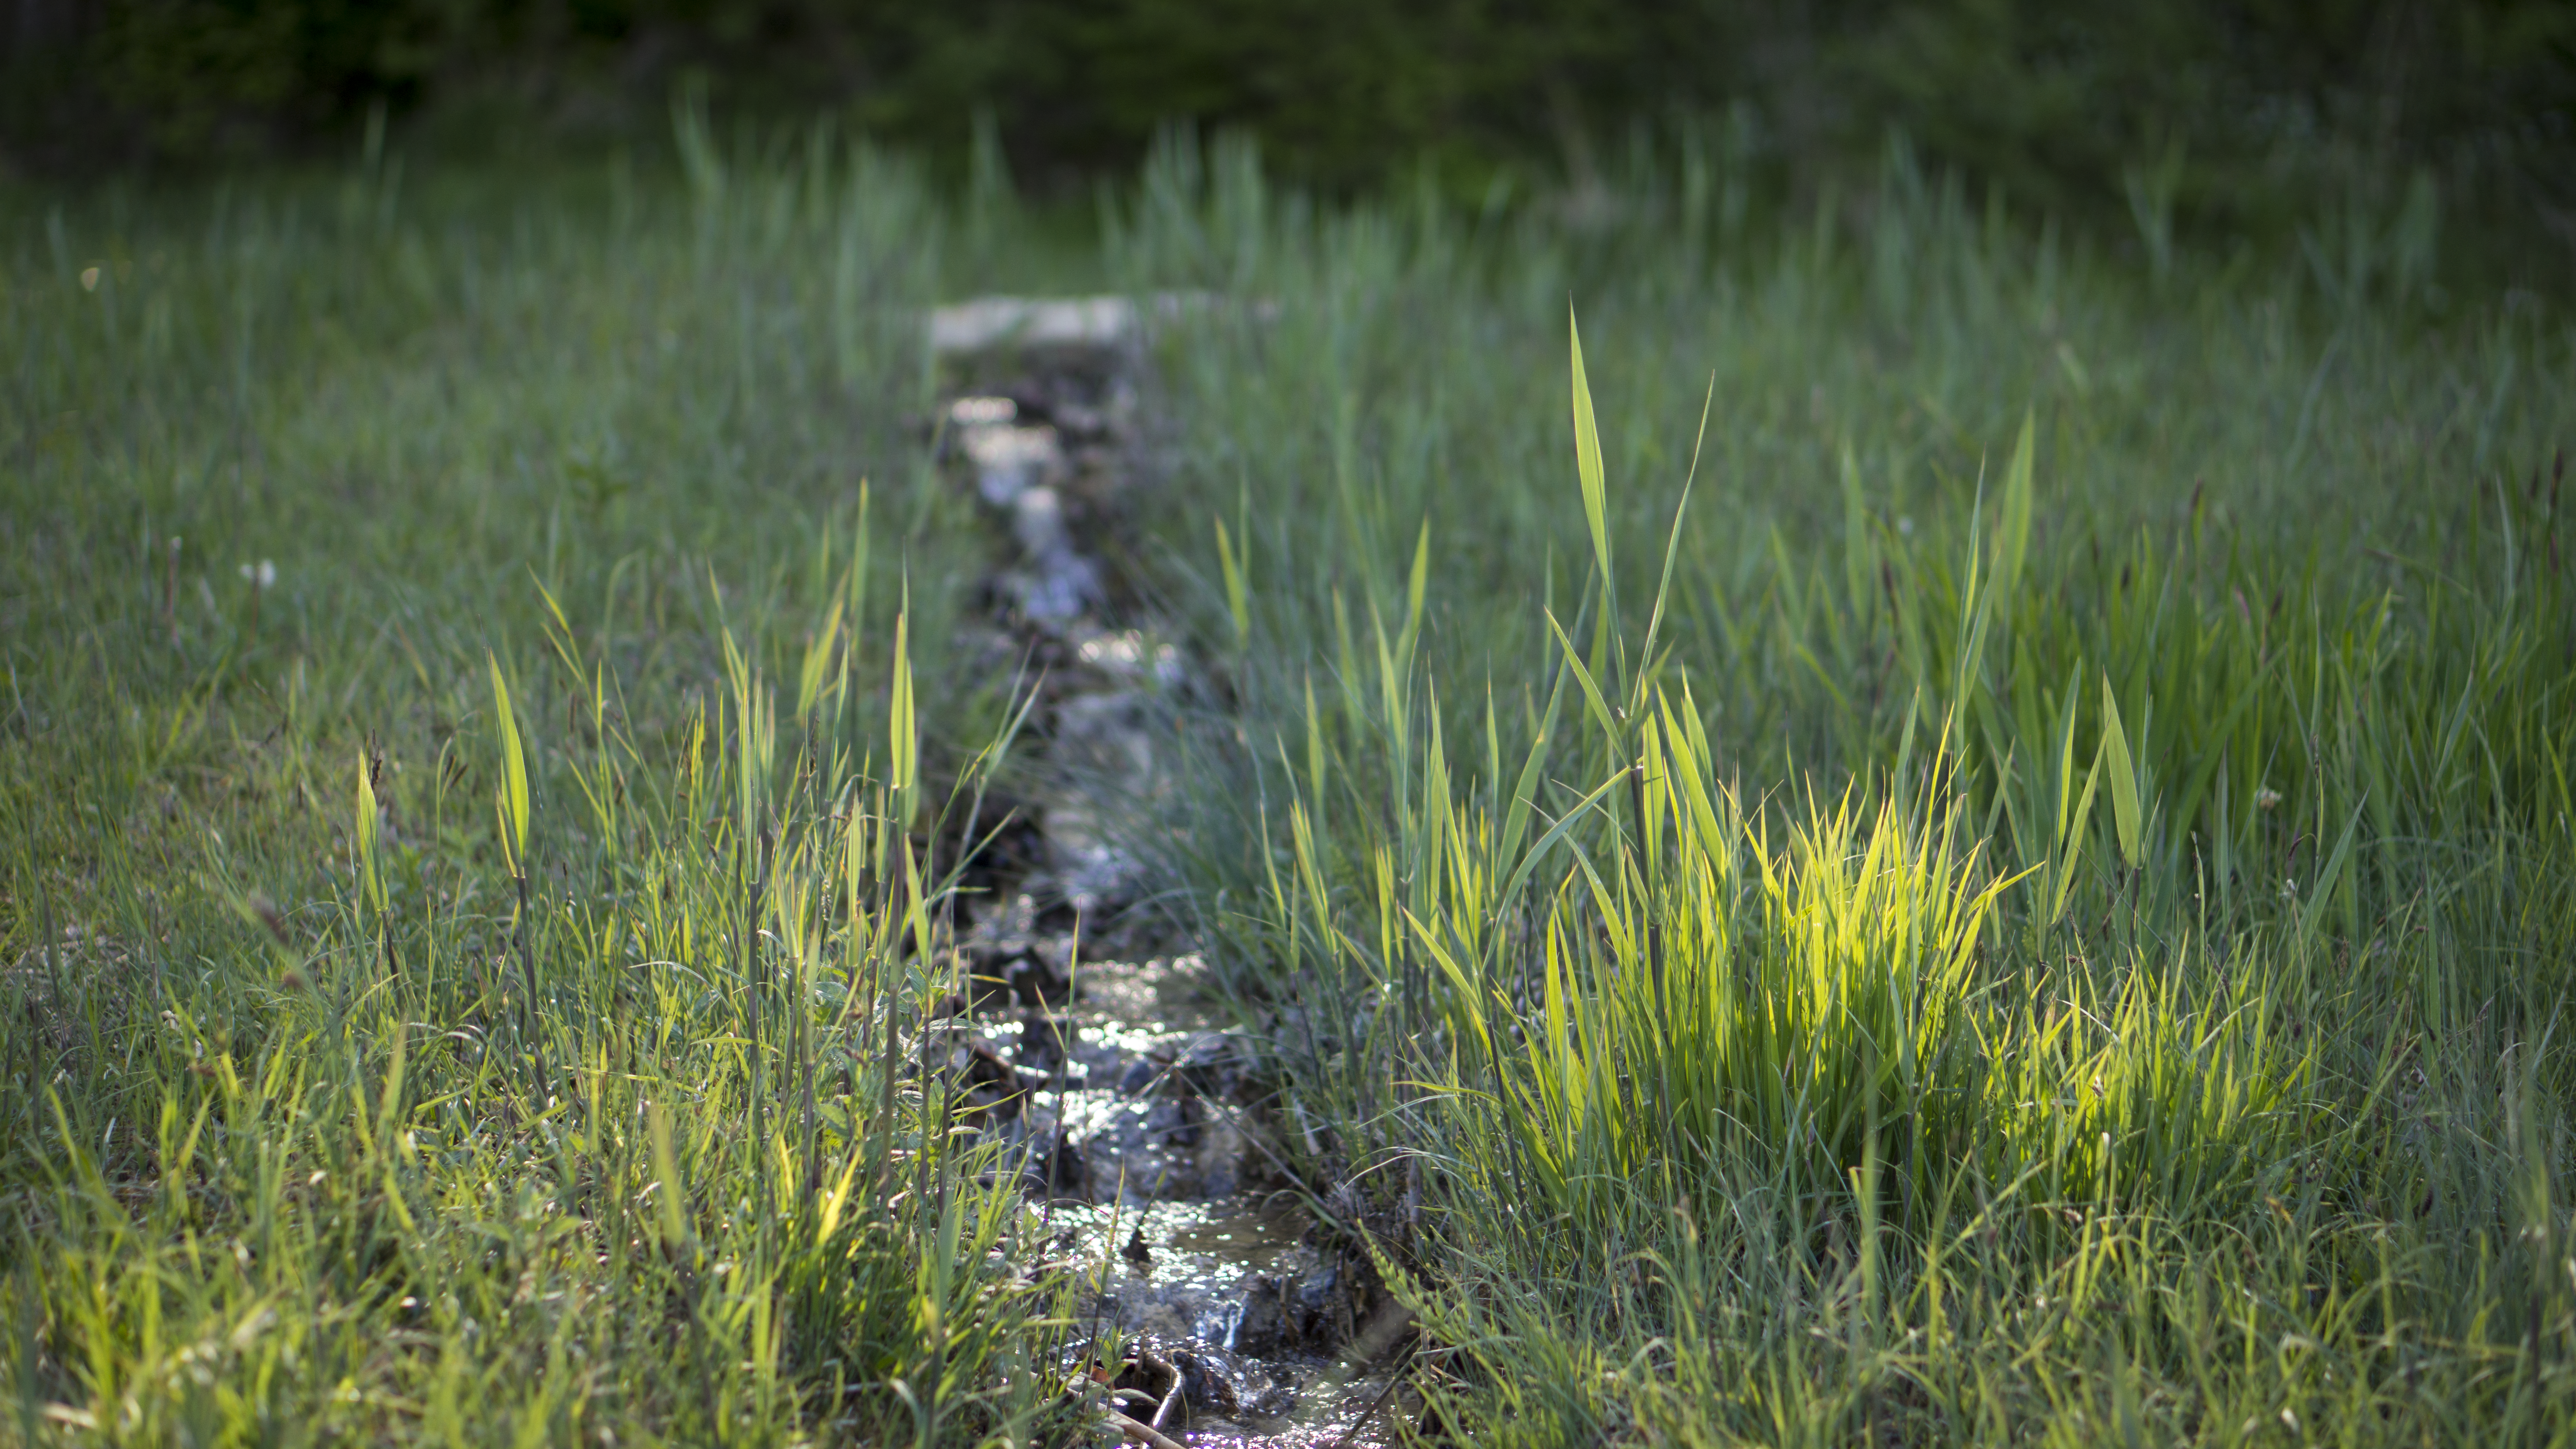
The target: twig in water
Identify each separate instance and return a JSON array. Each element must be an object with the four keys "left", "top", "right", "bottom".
[
  {"left": 1102, "top": 1409, "right": 1188, "bottom": 1449},
  {"left": 1334, "top": 1358, "right": 1410, "bottom": 1449}
]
